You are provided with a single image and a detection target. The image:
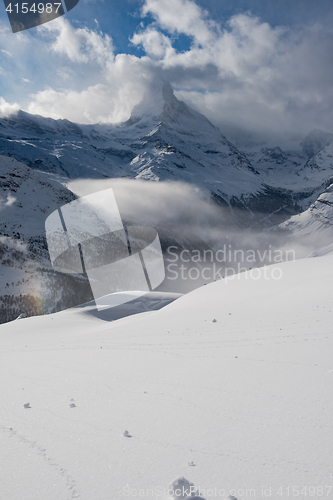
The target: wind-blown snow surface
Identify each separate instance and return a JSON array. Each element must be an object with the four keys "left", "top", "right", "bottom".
[{"left": 1, "top": 256, "right": 333, "bottom": 500}]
